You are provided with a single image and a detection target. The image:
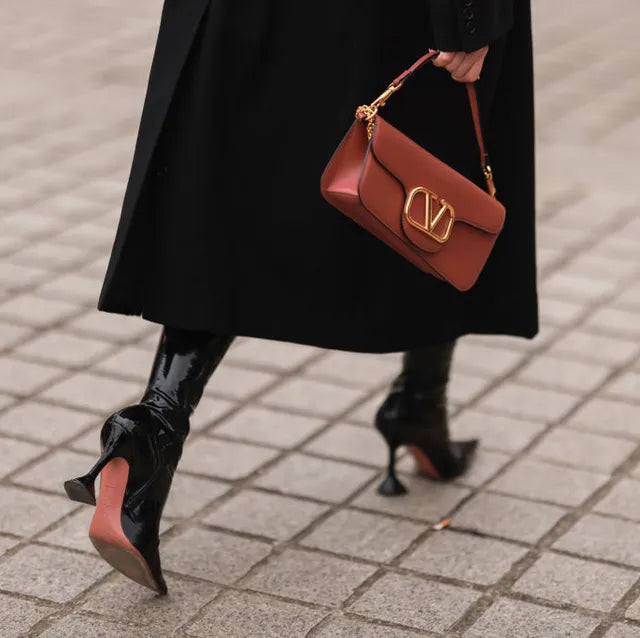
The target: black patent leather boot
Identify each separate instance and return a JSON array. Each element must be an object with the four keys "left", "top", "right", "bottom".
[
  {"left": 64, "top": 327, "right": 233, "bottom": 594},
  {"left": 375, "top": 340, "right": 478, "bottom": 496}
]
